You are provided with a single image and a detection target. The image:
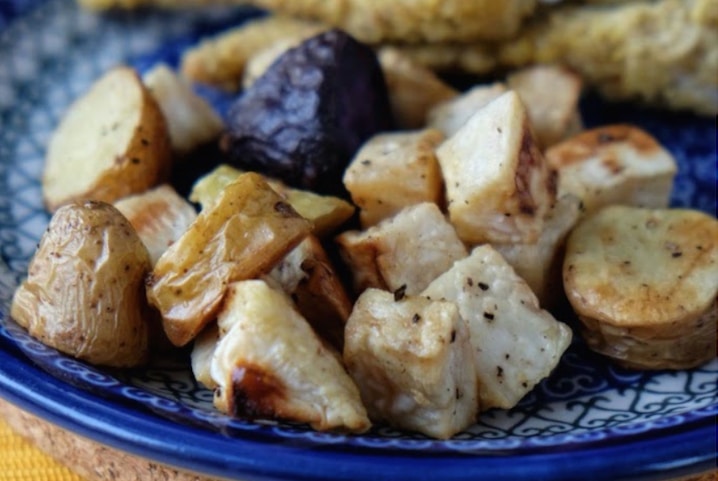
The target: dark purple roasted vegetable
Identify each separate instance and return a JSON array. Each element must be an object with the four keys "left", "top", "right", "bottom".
[{"left": 221, "top": 29, "right": 394, "bottom": 196}]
